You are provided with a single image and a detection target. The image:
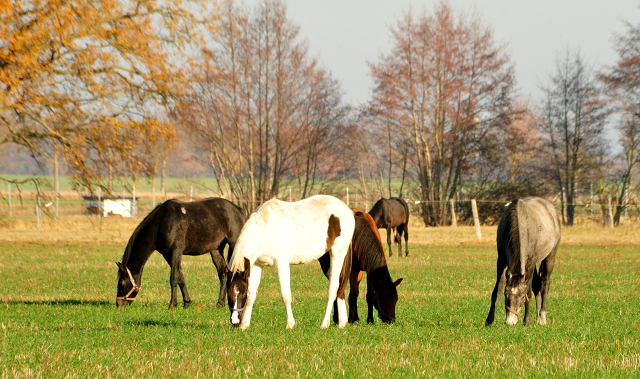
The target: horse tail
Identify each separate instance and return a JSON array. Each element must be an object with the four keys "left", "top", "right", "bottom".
[
  {"left": 504, "top": 200, "right": 521, "bottom": 275},
  {"left": 337, "top": 243, "right": 352, "bottom": 300},
  {"left": 120, "top": 201, "right": 167, "bottom": 265},
  {"left": 400, "top": 197, "right": 410, "bottom": 225}
]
